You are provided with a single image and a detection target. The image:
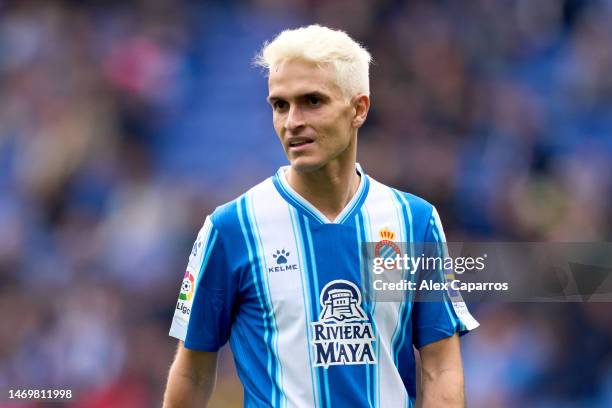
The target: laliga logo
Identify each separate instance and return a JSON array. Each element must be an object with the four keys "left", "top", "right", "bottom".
[
  {"left": 375, "top": 228, "right": 401, "bottom": 270},
  {"left": 179, "top": 271, "right": 195, "bottom": 301},
  {"left": 176, "top": 271, "right": 195, "bottom": 318},
  {"left": 311, "top": 280, "right": 376, "bottom": 368}
]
